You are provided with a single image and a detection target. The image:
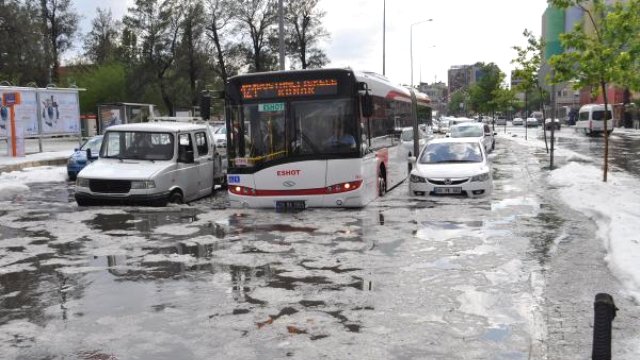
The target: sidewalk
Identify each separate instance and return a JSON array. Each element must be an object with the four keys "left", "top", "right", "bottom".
[{"left": 0, "top": 138, "right": 80, "bottom": 173}]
